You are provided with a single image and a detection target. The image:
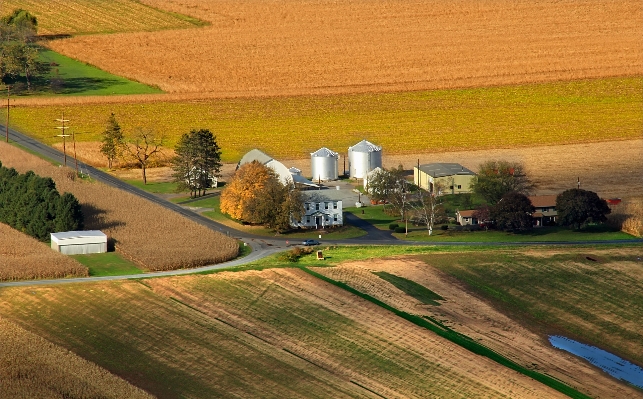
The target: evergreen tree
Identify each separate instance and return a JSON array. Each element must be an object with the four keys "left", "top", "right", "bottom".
[
  {"left": 55, "top": 192, "right": 84, "bottom": 232},
  {"left": 100, "top": 113, "right": 124, "bottom": 169},
  {"left": 171, "top": 128, "right": 222, "bottom": 197}
]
